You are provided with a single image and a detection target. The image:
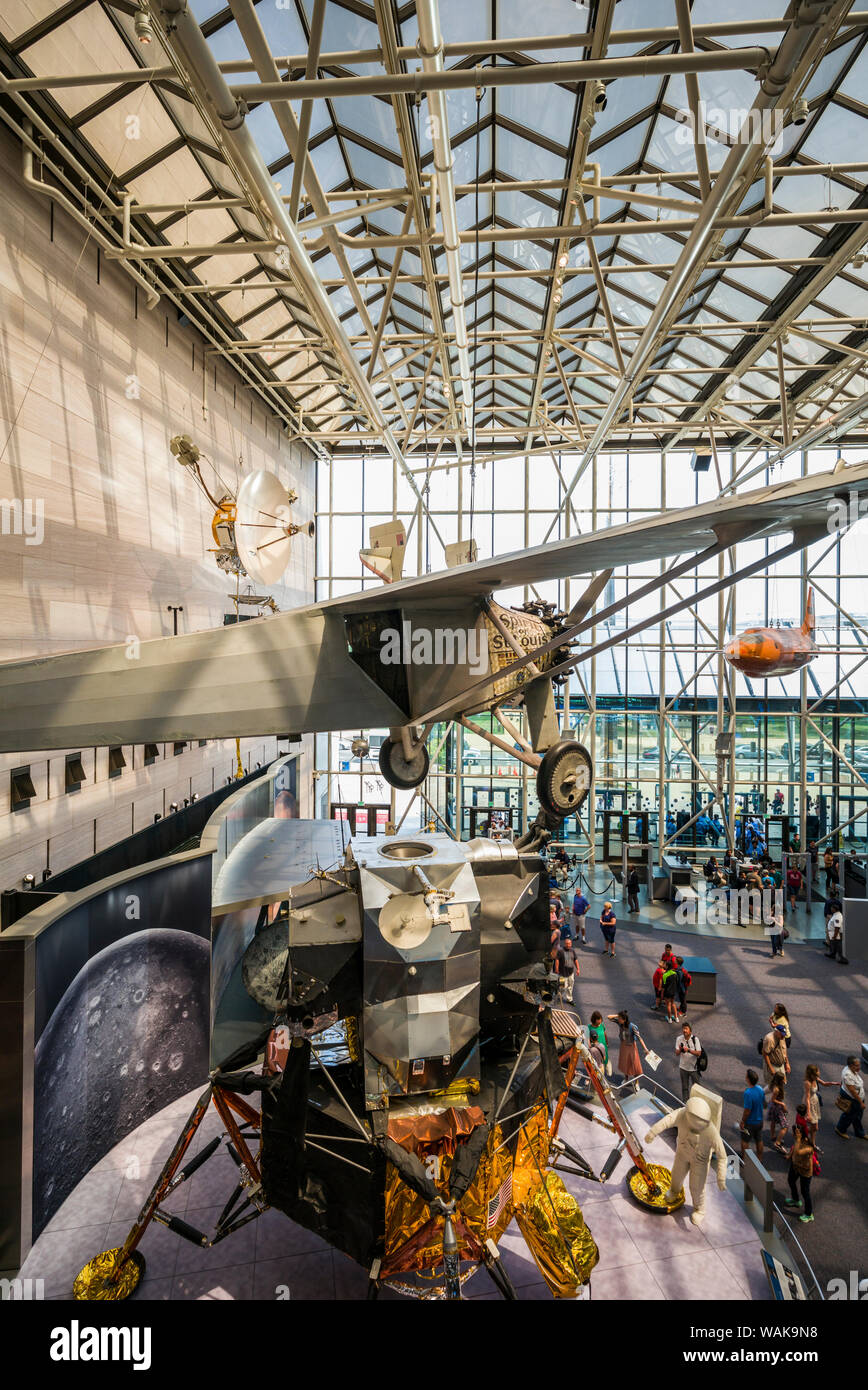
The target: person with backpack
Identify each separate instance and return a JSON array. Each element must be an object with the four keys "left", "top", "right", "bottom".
[
  {"left": 783, "top": 1105, "right": 819, "bottom": 1224},
  {"left": 675, "top": 1022, "right": 702, "bottom": 1102},
  {"left": 762, "top": 1023, "right": 791, "bottom": 1094},
  {"left": 571, "top": 887, "right": 589, "bottom": 945},
  {"left": 661, "top": 960, "right": 679, "bottom": 1023},
  {"left": 675, "top": 956, "right": 691, "bottom": 1017}
]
